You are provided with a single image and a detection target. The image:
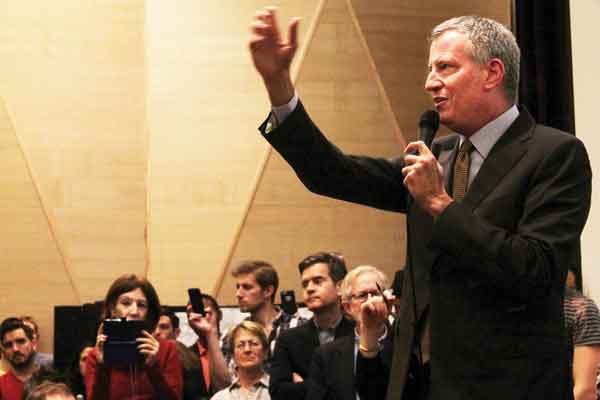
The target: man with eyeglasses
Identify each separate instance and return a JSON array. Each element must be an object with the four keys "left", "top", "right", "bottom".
[
  {"left": 306, "top": 266, "right": 392, "bottom": 400},
  {"left": 269, "top": 252, "right": 354, "bottom": 400}
]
